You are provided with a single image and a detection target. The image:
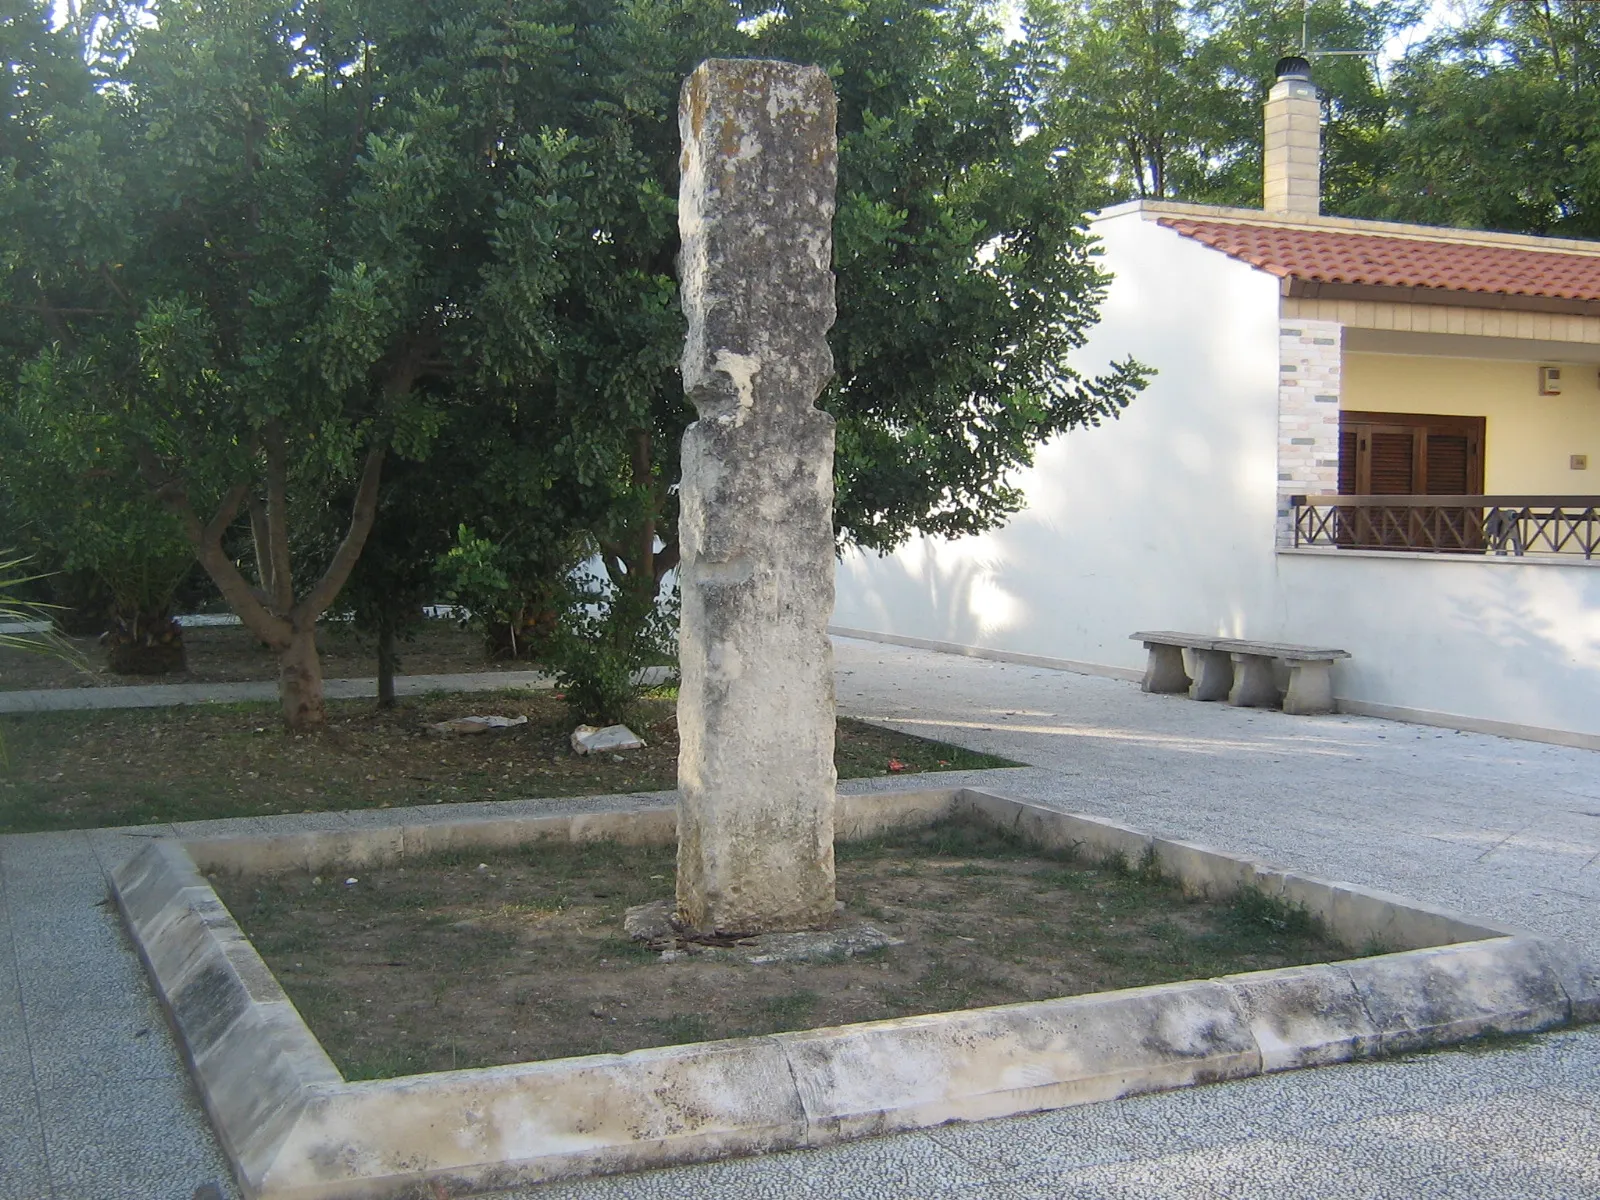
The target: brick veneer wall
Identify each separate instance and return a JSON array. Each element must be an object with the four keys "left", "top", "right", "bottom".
[{"left": 1278, "top": 318, "right": 1342, "bottom": 546}]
